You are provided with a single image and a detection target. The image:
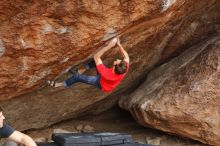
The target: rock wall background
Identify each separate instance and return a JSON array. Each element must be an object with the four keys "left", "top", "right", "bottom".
[{"left": 0, "top": 0, "right": 219, "bottom": 145}]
